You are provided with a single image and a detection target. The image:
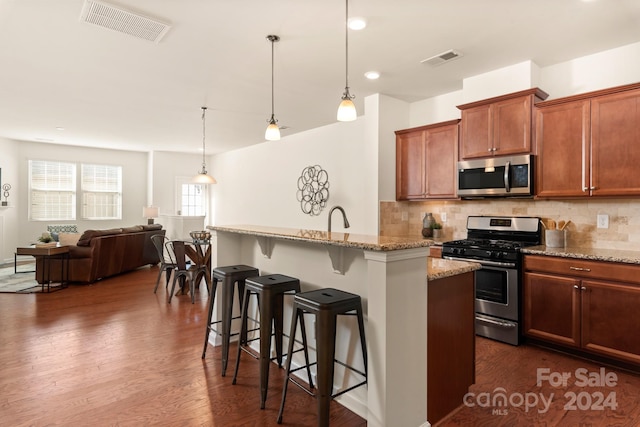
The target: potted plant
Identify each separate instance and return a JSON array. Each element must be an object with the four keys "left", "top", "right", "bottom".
[
  {"left": 431, "top": 222, "right": 443, "bottom": 238},
  {"left": 36, "top": 232, "right": 56, "bottom": 247}
]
